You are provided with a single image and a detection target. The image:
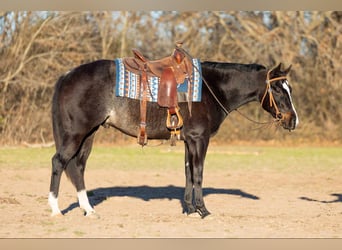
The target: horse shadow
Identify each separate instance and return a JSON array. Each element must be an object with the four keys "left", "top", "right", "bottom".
[
  {"left": 61, "top": 185, "right": 259, "bottom": 215},
  {"left": 299, "top": 193, "right": 342, "bottom": 204}
]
